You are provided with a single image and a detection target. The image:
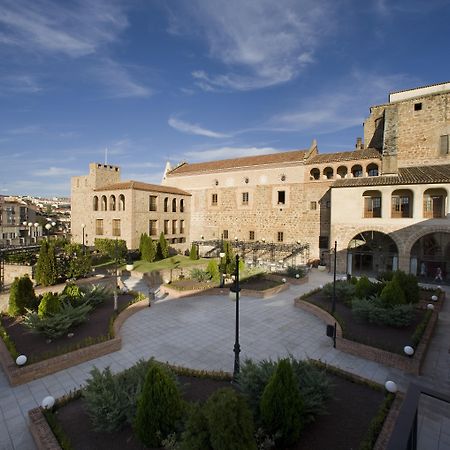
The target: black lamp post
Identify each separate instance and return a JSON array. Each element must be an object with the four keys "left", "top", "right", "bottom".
[
  {"left": 219, "top": 234, "right": 225, "bottom": 288},
  {"left": 232, "top": 254, "right": 241, "bottom": 381},
  {"left": 113, "top": 239, "right": 118, "bottom": 312},
  {"left": 332, "top": 240, "right": 337, "bottom": 314},
  {"left": 81, "top": 224, "right": 86, "bottom": 255}
]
